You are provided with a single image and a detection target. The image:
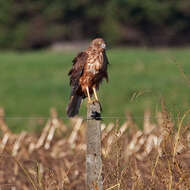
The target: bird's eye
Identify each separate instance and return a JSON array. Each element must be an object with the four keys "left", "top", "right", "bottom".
[{"left": 101, "top": 43, "right": 106, "bottom": 49}]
